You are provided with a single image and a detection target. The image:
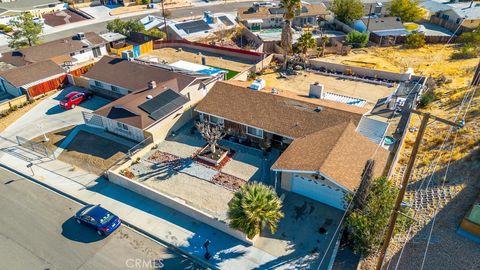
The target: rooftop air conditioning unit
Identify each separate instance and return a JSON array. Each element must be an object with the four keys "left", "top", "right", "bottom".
[
  {"left": 309, "top": 82, "right": 324, "bottom": 99},
  {"left": 77, "top": 32, "right": 86, "bottom": 40},
  {"left": 121, "top": 50, "right": 134, "bottom": 61}
]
